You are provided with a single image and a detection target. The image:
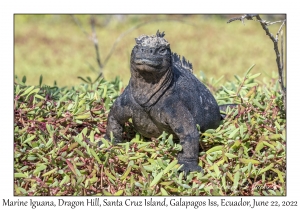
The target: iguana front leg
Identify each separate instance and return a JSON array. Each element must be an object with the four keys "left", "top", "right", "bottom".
[
  {"left": 164, "top": 103, "right": 203, "bottom": 174},
  {"left": 177, "top": 134, "right": 203, "bottom": 174},
  {"left": 100, "top": 91, "right": 132, "bottom": 145},
  {"left": 105, "top": 112, "right": 125, "bottom": 143}
]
